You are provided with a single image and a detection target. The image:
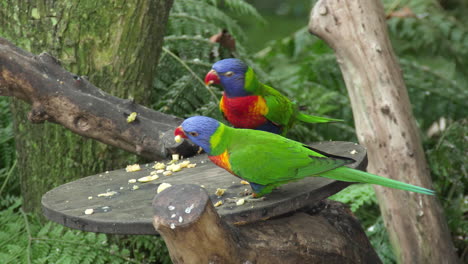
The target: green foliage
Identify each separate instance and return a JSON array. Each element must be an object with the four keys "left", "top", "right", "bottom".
[
  {"left": 366, "top": 217, "right": 397, "bottom": 264},
  {"left": 153, "top": 0, "right": 262, "bottom": 120},
  {"left": 330, "top": 184, "right": 377, "bottom": 212},
  {"left": 0, "top": 97, "right": 18, "bottom": 199},
  {"left": 0, "top": 199, "right": 141, "bottom": 264},
  {"left": 425, "top": 120, "right": 467, "bottom": 254}
]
